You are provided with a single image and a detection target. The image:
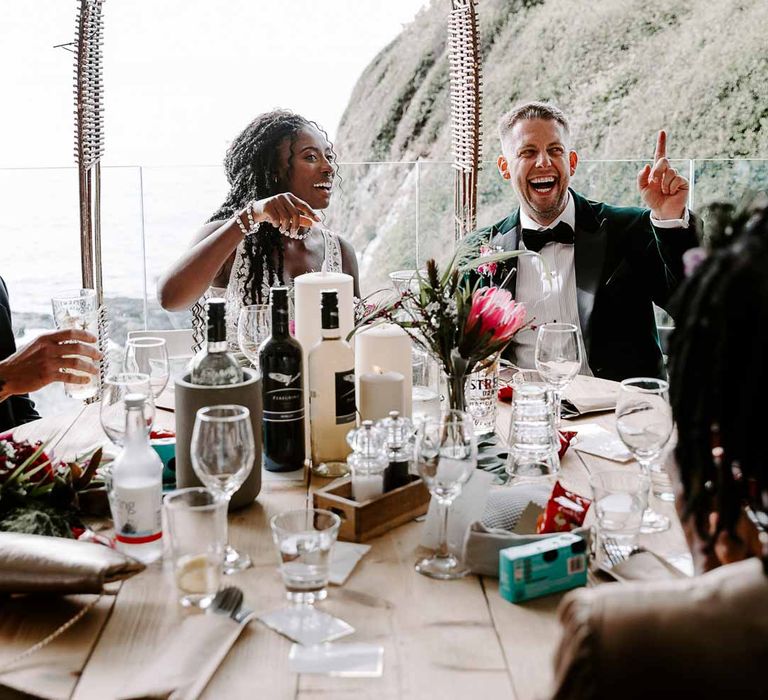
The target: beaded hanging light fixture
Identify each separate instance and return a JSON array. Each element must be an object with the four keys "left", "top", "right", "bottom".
[{"left": 449, "top": 0, "right": 483, "bottom": 241}]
